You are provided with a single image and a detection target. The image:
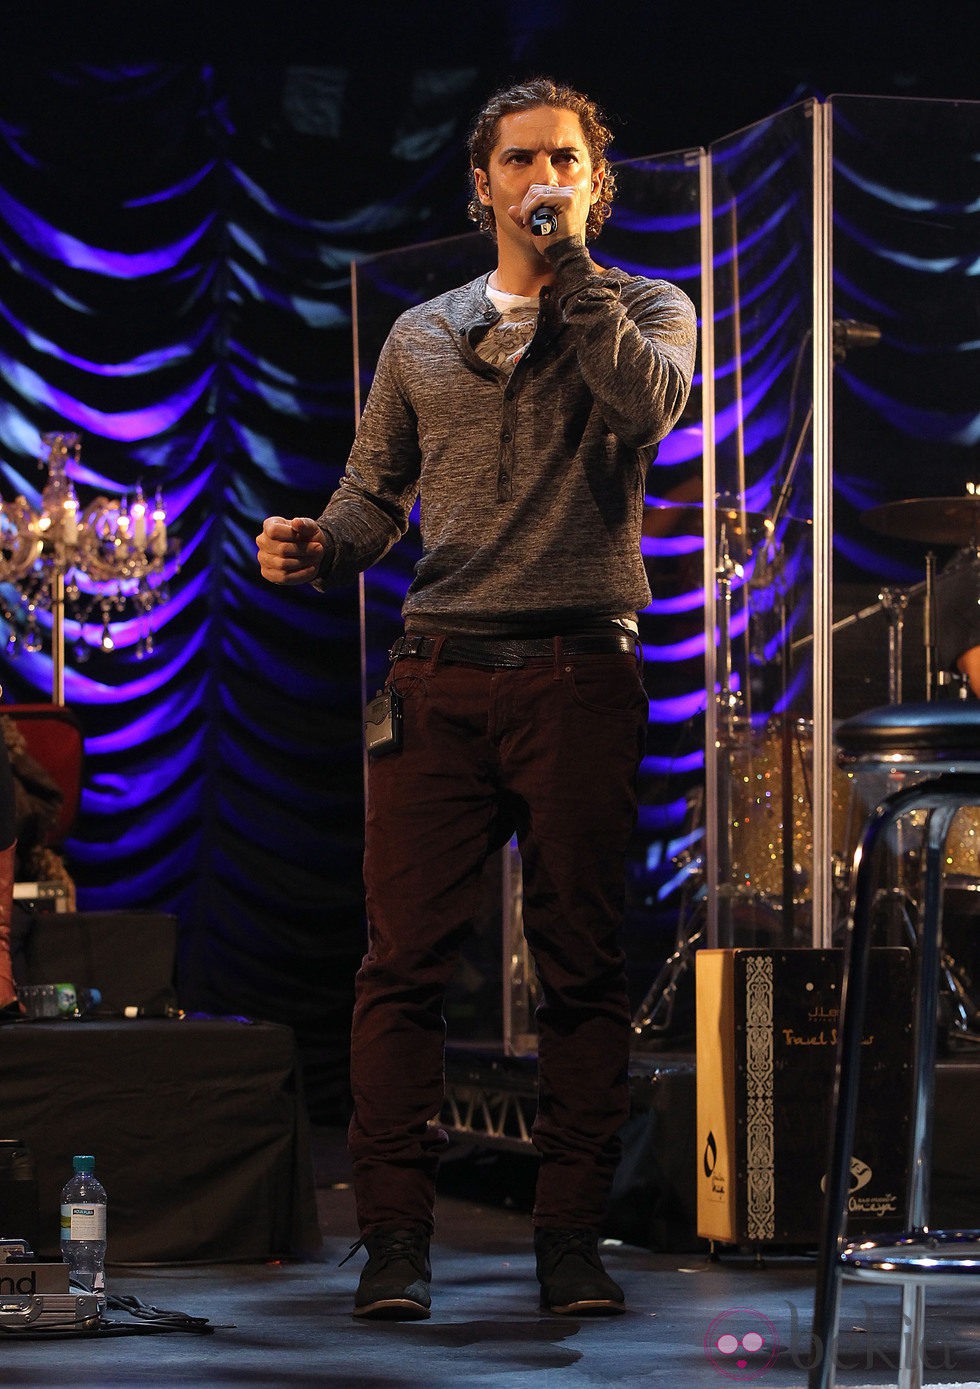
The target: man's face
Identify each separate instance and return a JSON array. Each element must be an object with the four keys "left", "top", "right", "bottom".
[{"left": 472, "top": 105, "right": 603, "bottom": 249}]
